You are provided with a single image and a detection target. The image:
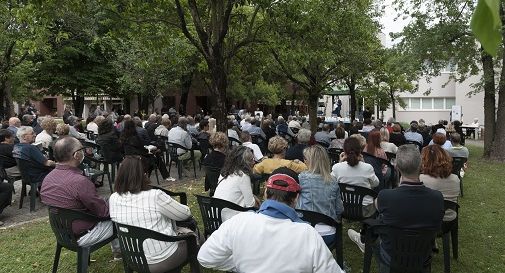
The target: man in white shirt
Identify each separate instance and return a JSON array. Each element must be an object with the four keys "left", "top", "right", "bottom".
[
  {"left": 240, "top": 131, "right": 263, "bottom": 161},
  {"left": 240, "top": 117, "right": 252, "bottom": 132},
  {"left": 404, "top": 121, "right": 423, "bottom": 145},
  {"left": 198, "top": 170, "right": 344, "bottom": 273},
  {"left": 167, "top": 117, "right": 201, "bottom": 162}
]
